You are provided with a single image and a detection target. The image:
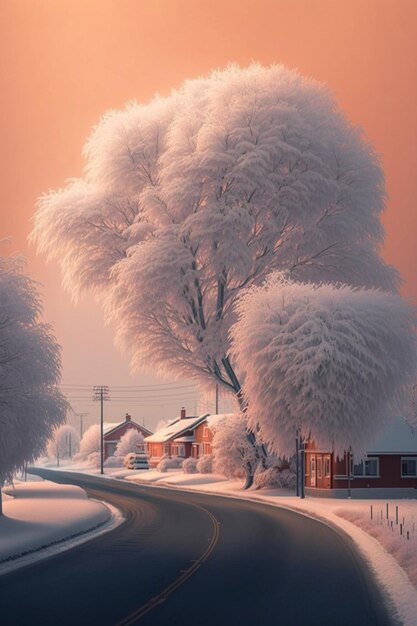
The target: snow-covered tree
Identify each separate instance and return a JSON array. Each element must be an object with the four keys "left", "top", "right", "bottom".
[
  {"left": 0, "top": 253, "right": 68, "bottom": 514},
  {"left": 231, "top": 274, "right": 417, "bottom": 459},
  {"left": 78, "top": 424, "right": 100, "bottom": 458},
  {"left": 32, "top": 64, "right": 397, "bottom": 399},
  {"left": 47, "top": 424, "right": 80, "bottom": 464},
  {"left": 114, "top": 428, "right": 144, "bottom": 457},
  {"left": 212, "top": 413, "right": 258, "bottom": 479}
]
